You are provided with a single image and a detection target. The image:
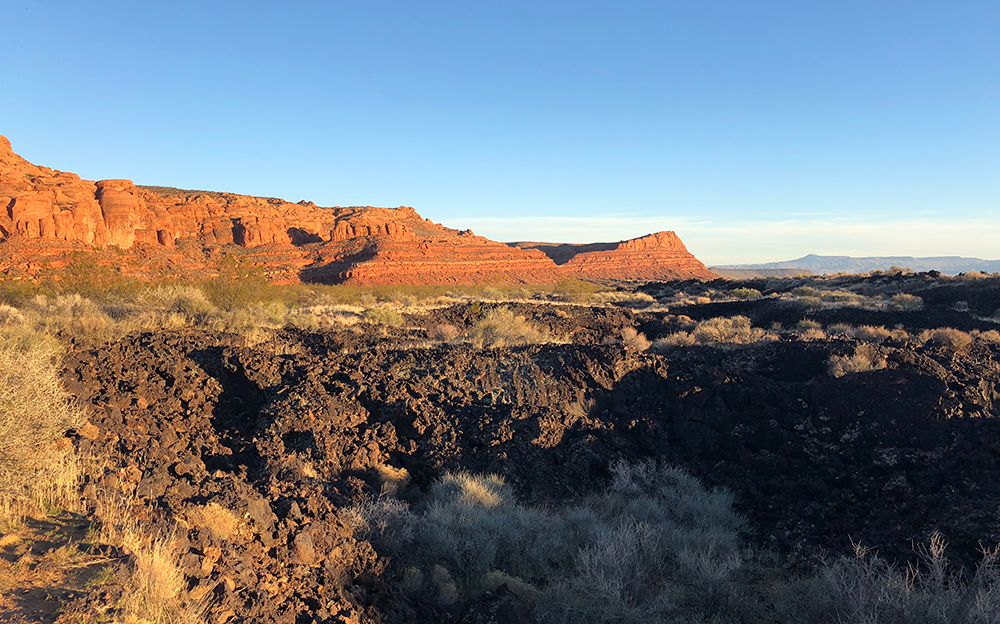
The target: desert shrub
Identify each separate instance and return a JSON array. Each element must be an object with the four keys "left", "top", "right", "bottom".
[
  {"left": 354, "top": 462, "right": 749, "bottom": 623},
  {"left": 728, "top": 287, "right": 762, "bottom": 300},
  {"left": 826, "top": 323, "right": 853, "bottom": 337},
  {"left": 795, "top": 295, "right": 823, "bottom": 308},
  {"left": 957, "top": 271, "right": 990, "bottom": 281},
  {"left": 973, "top": 330, "right": 1000, "bottom": 345},
  {"left": 692, "top": 316, "right": 778, "bottom": 346},
  {"left": 828, "top": 344, "right": 887, "bottom": 377},
  {"left": 920, "top": 328, "right": 973, "bottom": 352},
  {"left": 0, "top": 303, "right": 25, "bottom": 326},
  {"left": 24, "top": 293, "right": 113, "bottom": 338},
  {"left": 428, "top": 323, "right": 461, "bottom": 342},
  {"left": 889, "top": 293, "right": 924, "bottom": 311},
  {"left": 468, "top": 307, "right": 549, "bottom": 348},
  {"left": 136, "top": 285, "right": 216, "bottom": 318},
  {"left": 651, "top": 332, "right": 696, "bottom": 352},
  {"left": 0, "top": 336, "right": 85, "bottom": 522},
  {"left": 797, "top": 319, "right": 823, "bottom": 331},
  {"left": 554, "top": 279, "right": 601, "bottom": 303},
  {"left": 775, "top": 535, "right": 1000, "bottom": 624},
  {"left": 617, "top": 327, "right": 651, "bottom": 351},
  {"left": 796, "top": 320, "right": 826, "bottom": 339},
  {"left": 792, "top": 286, "right": 820, "bottom": 297},
  {"left": 821, "top": 290, "right": 864, "bottom": 304},
  {"left": 200, "top": 255, "right": 271, "bottom": 310},
  {"left": 592, "top": 291, "right": 657, "bottom": 307},
  {"left": 363, "top": 306, "right": 405, "bottom": 327},
  {"left": 847, "top": 325, "right": 892, "bottom": 343}
]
